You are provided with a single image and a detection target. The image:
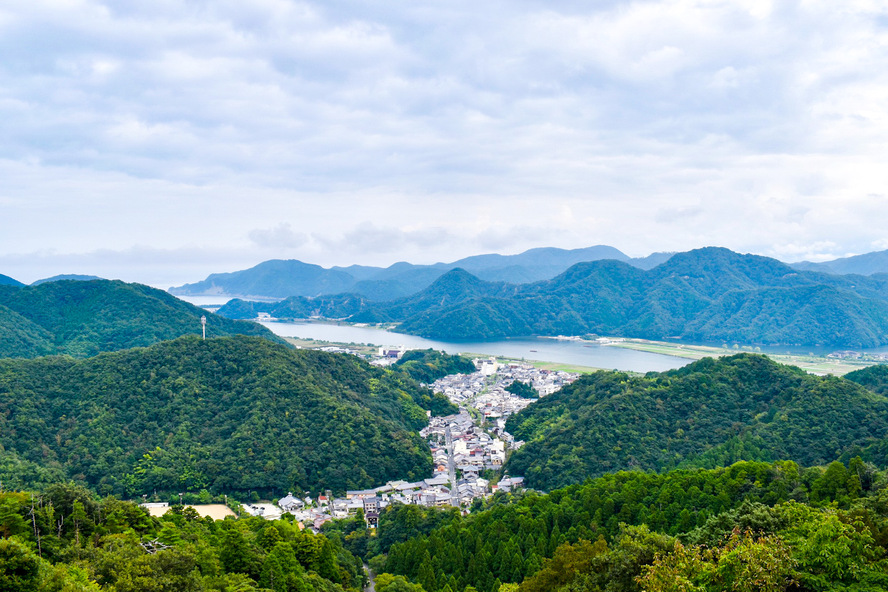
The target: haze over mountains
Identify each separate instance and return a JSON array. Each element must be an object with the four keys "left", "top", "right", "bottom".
[
  {"left": 169, "top": 245, "right": 675, "bottom": 301},
  {"left": 168, "top": 245, "right": 888, "bottom": 303},
  {"left": 217, "top": 247, "right": 888, "bottom": 347}
]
